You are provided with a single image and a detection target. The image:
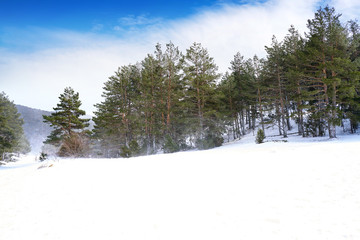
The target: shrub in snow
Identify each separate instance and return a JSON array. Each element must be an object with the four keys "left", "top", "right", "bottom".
[
  {"left": 120, "top": 145, "right": 131, "bottom": 158},
  {"left": 39, "top": 152, "right": 48, "bottom": 162},
  {"left": 255, "top": 129, "right": 265, "bottom": 144},
  {"left": 58, "top": 132, "right": 89, "bottom": 157}
]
